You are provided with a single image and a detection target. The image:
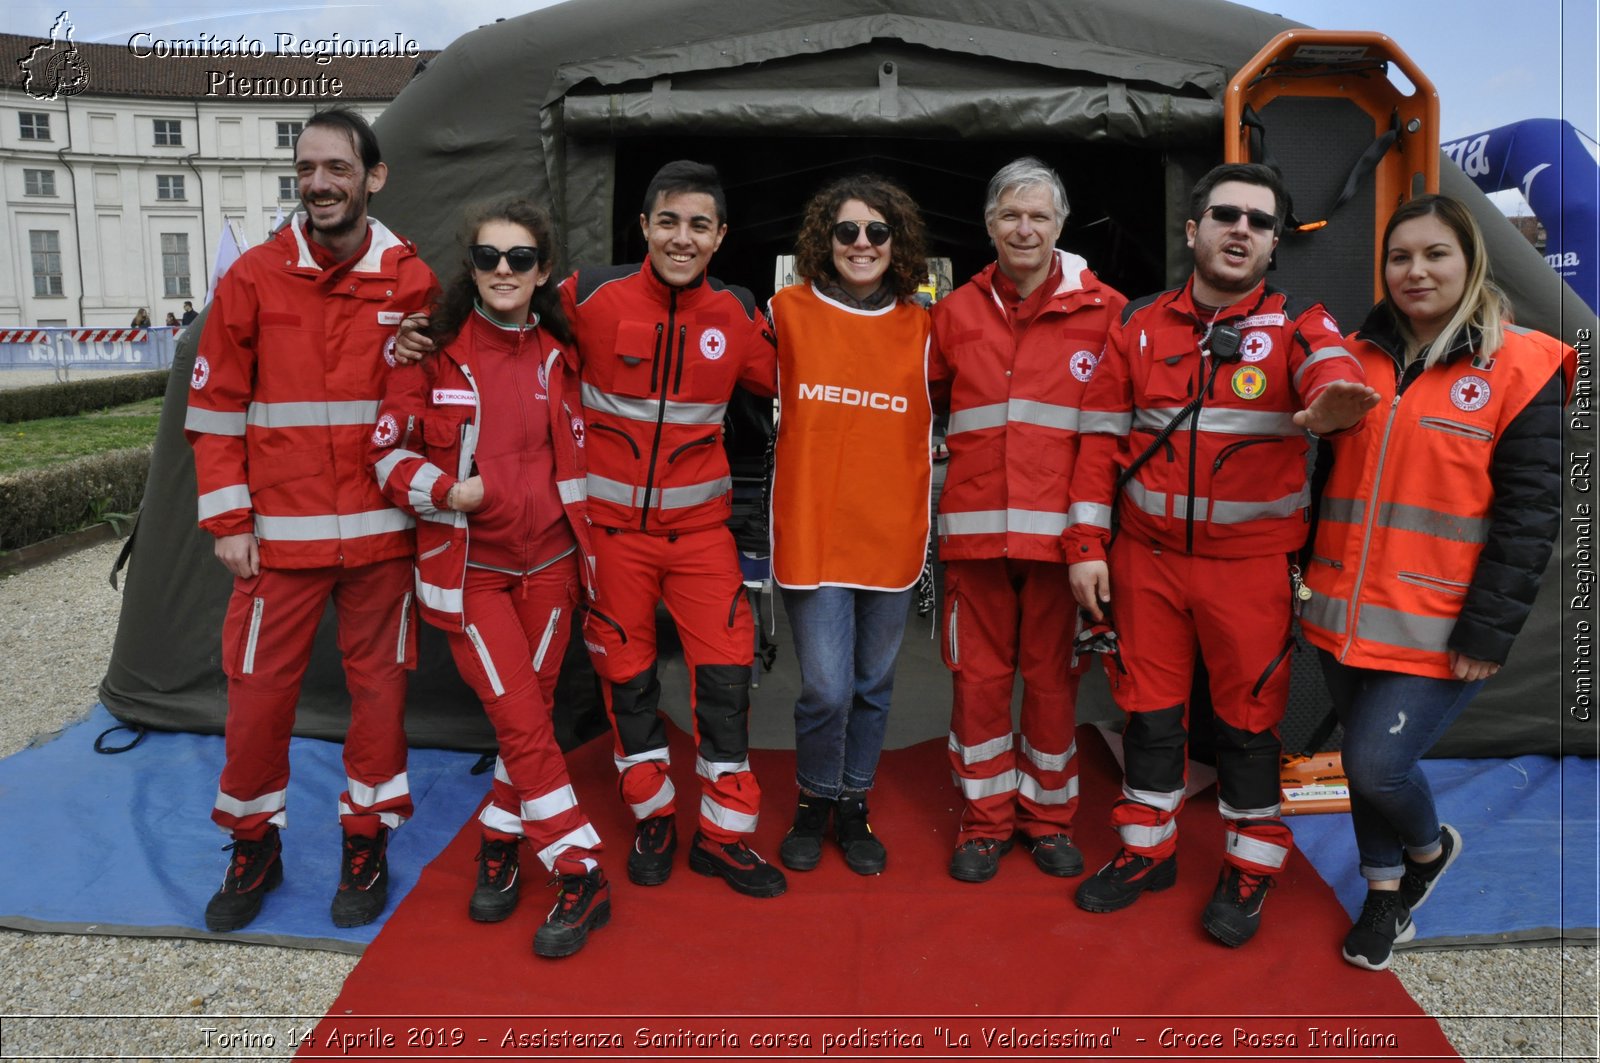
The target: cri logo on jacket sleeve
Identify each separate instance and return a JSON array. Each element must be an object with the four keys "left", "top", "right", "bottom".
[
  {"left": 190, "top": 355, "right": 210, "bottom": 390},
  {"left": 383, "top": 335, "right": 399, "bottom": 368},
  {"left": 372, "top": 413, "right": 399, "bottom": 447},
  {"left": 1450, "top": 375, "right": 1492, "bottom": 412},
  {"left": 699, "top": 327, "right": 727, "bottom": 360},
  {"left": 1070, "top": 350, "right": 1099, "bottom": 382},
  {"left": 571, "top": 417, "right": 586, "bottom": 447}
]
